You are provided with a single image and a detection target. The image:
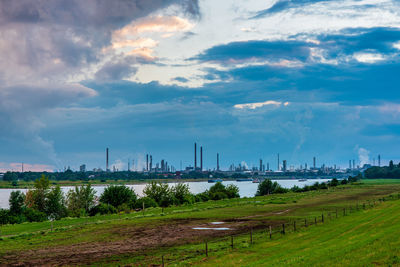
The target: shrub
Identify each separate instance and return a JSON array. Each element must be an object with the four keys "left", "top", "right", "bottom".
[
  {"left": 89, "top": 203, "right": 117, "bottom": 216},
  {"left": 329, "top": 178, "right": 339, "bottom": 187},
  {"left": 134, "top": 197, "right": 158, "bottom": 209},
  {"left": 9, "top": 190, "right": 25, "bottom": 215},
  {"left": 256, "top": 179, "right": 285, "bottom": 196},
  {"left": 143, "top": 182, "right": 172, "bottom": 207},
  {"left": 24, "top": 208, "right": 47, "bottom": 222},
  {"left": 99, "top": 185, "right": 136, "bottom": 208},
  {"left": 225, "top": 184, "right": 240, "bottom": 198}
]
